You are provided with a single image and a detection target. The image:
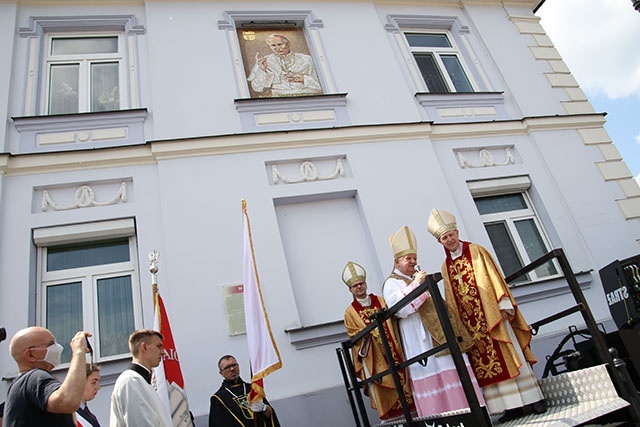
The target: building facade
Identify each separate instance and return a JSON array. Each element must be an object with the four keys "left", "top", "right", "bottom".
[{"left": 0, "top": 0, "right": 638, "bottom": 425}]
